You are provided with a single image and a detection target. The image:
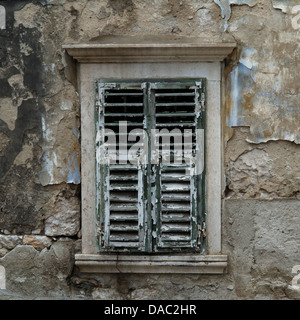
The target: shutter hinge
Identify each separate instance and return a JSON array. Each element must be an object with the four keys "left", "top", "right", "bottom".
[
  {"left": 96, "top": 100, "right": 104, "bottom": 113},
  {"left": 100, "top": 223, "right": 105, "bottom": 247},
  {"left": 197, "top": 222, "right": 206, "bottom": 245}
]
